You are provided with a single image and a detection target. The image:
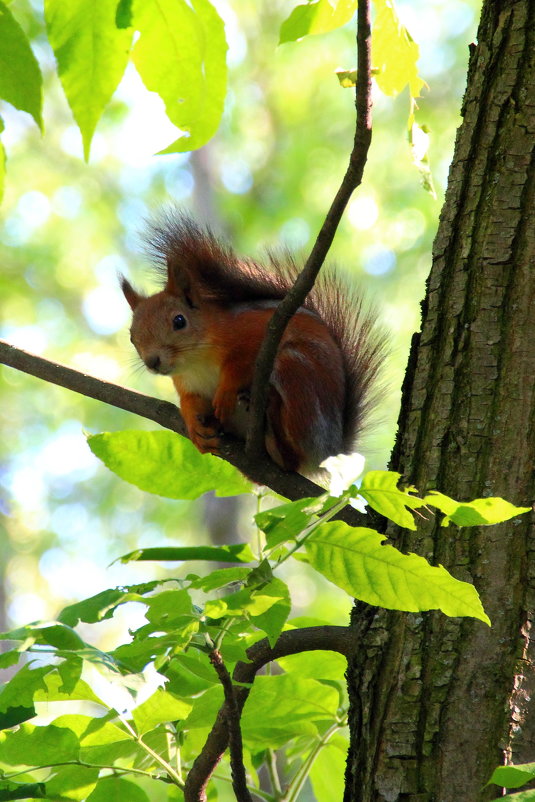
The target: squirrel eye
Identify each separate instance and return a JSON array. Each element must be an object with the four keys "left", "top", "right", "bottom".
[{"left": 173, "top": 314, "right": 187, "bottom": 331}]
